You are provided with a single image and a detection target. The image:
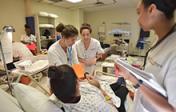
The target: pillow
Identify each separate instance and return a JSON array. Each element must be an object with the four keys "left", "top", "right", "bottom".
[
  {"left": 0, "top": 88, "right": 24, "bottom": 112},
  {"left": 12, "top": 83, "right": 62, "bottom": 112},
  {"left": 12, "top": 42, "right": 33, "bottom": 60}
]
